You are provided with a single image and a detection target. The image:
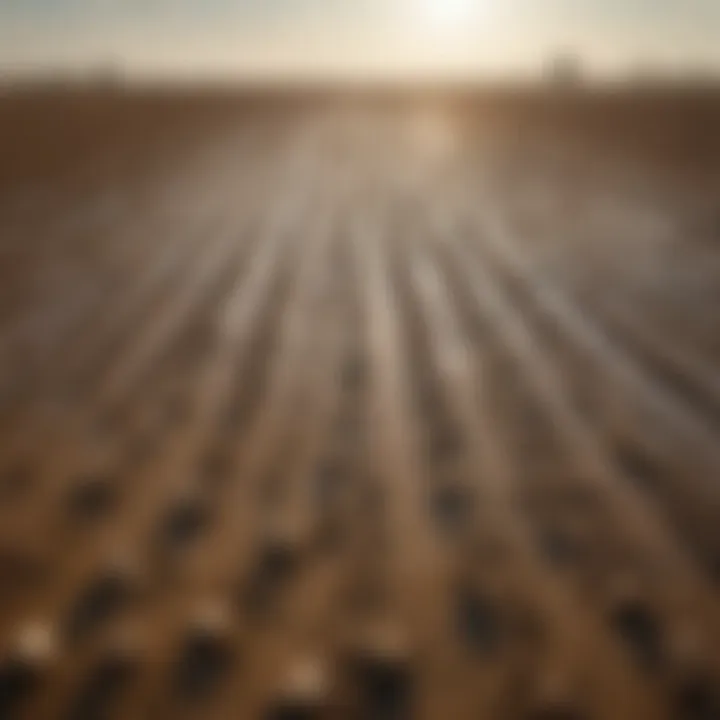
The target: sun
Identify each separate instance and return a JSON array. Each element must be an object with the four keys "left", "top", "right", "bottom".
[{"left": 417, "top": 0, "right": 480, "bottom": 31}]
